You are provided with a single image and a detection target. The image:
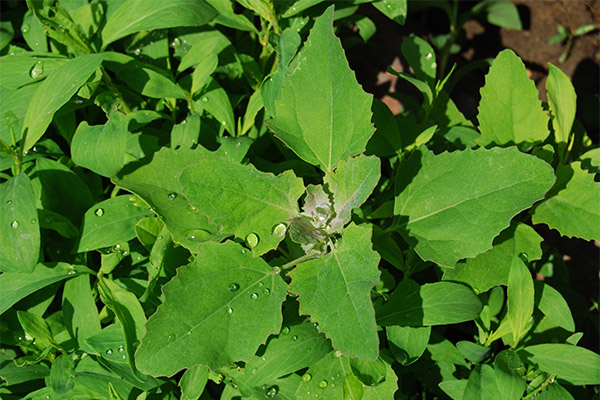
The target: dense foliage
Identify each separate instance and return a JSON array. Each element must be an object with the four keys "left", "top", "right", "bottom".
[{"left": 0, "top": 1, "right": 598, "bottom": 399}]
